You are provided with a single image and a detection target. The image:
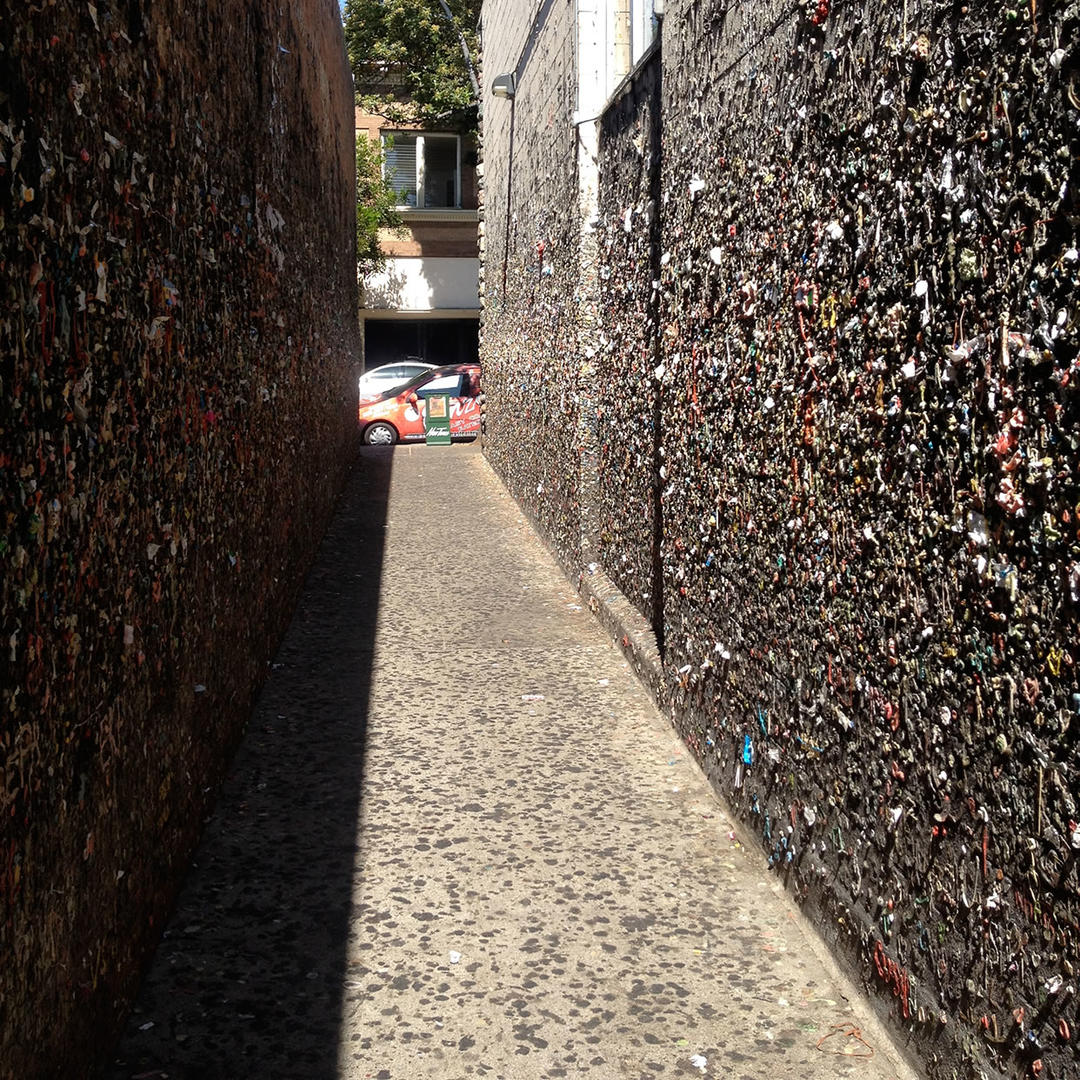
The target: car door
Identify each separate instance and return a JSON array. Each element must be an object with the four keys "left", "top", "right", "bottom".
[
  {"left": 449, "top": 367, "right": 482, "bottom": 438},
  {"left": 397, "top": 371, "right": 464, "bottom": 440}
]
